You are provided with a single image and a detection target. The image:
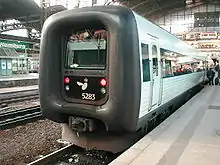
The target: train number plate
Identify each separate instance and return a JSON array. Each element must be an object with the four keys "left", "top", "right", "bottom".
[{"left": 82, "top": 93, "right": 96, "bottom": 100}]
